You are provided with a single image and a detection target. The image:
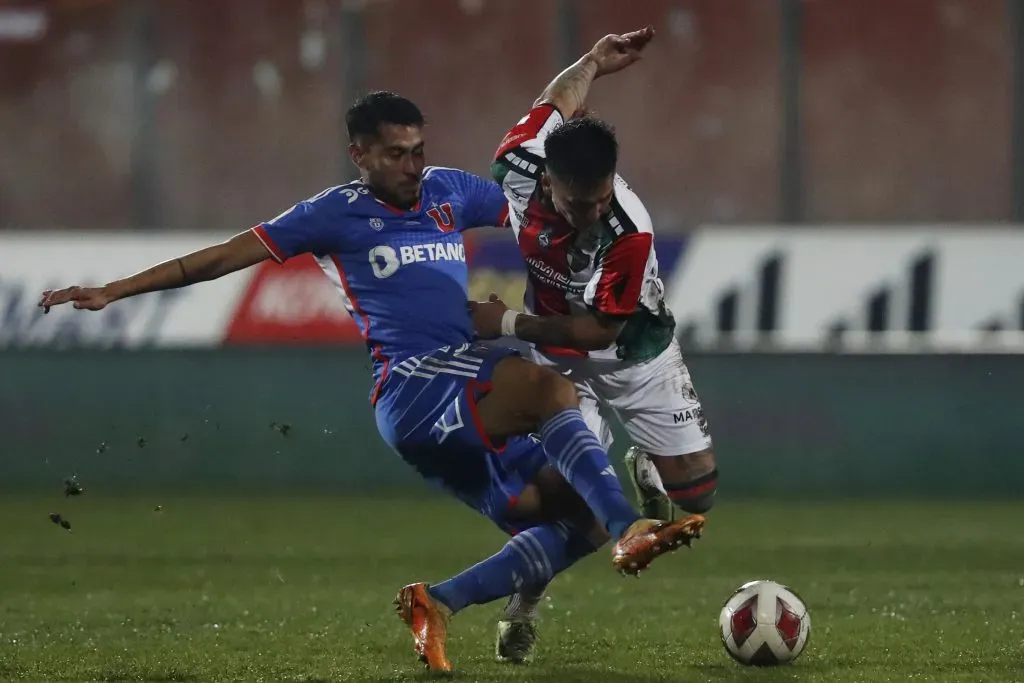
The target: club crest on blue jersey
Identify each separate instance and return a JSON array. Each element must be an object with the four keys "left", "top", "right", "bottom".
[
  {"left": 426, "top": 202, "right": 455, "bottom": 232},
  {"left": 252, "top": 165, "right": 510, "bottom": 405}
]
